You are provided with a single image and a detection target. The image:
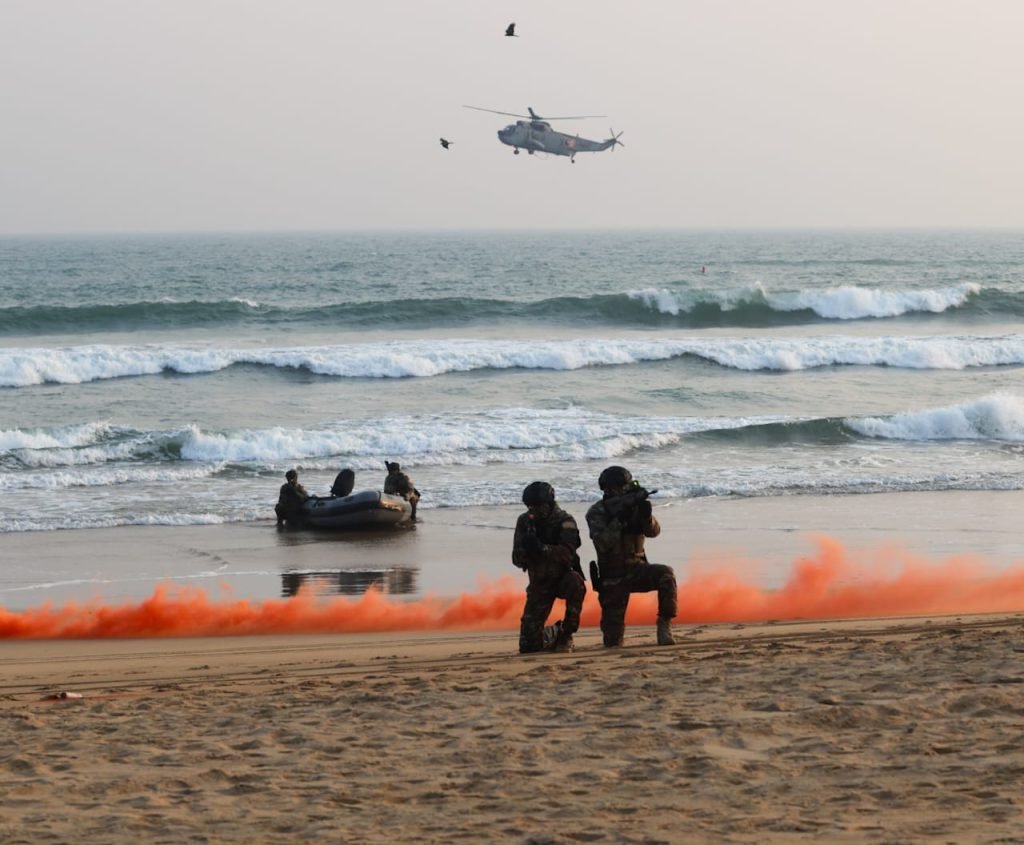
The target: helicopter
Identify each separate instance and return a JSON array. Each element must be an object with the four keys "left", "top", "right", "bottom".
[{"left": 463, "top": 105, "right": 624, "bottom": 163}]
